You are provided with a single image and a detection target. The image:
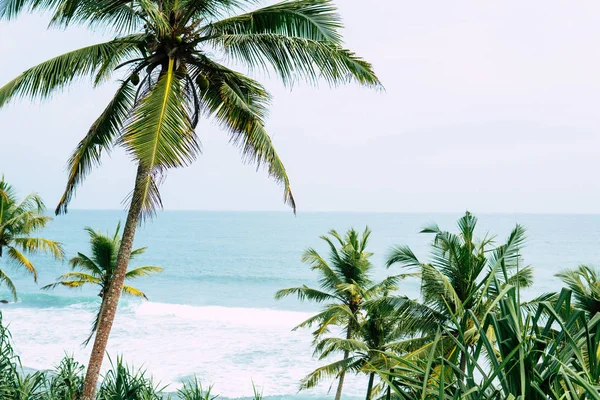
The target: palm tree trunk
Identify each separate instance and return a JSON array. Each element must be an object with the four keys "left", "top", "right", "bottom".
[
  {"left": 335, "top": 349, "right": 349, "bottom": 400},
  {"left": 81, "top": 163, "right": 147, "bottom": 400},
  {"left": 335, "top": 326, "right": 353, "bottom": 400},
  {"left": 365, "top": 372, "right": 375, "bottom": 400}
]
